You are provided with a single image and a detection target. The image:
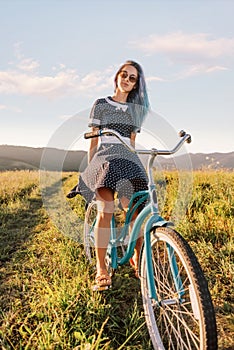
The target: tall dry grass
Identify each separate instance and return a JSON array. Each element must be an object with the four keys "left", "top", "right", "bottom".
[{"left": 0, "top": 170, "right": 233, "bottom": 349}]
